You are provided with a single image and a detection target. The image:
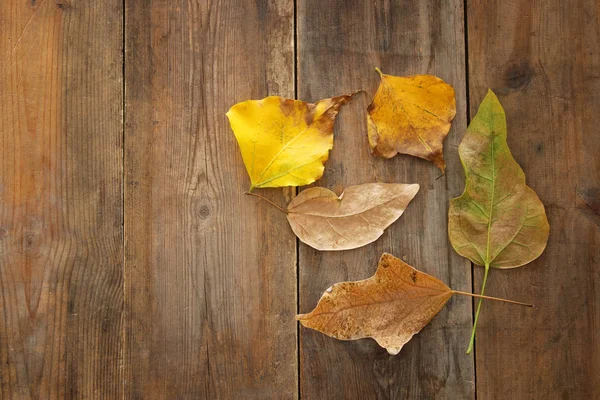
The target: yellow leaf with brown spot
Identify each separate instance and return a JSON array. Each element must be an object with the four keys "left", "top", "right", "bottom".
[
  {"left": 297, "top": 253, "right": 452, "bottom": 355},
  {"left": 227, "top": 94, "right": 354, "bottom": 191},
  {"left": 367, "top": 69, "right": 456, "bottom": 171}
]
